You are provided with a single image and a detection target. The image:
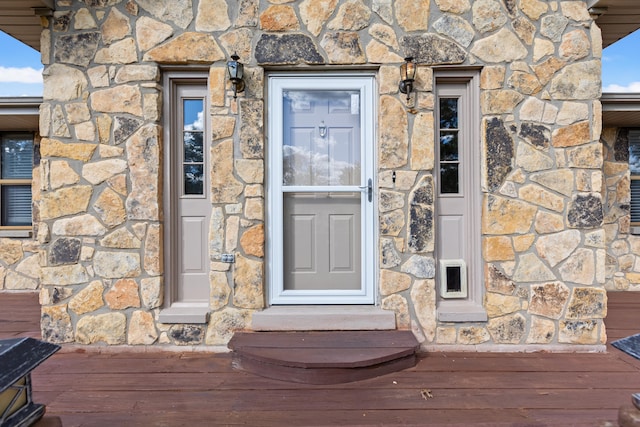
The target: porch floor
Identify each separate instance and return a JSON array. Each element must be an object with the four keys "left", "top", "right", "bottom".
[{"left": 1, "top": 292, "right": 640, "bottom": 426}]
